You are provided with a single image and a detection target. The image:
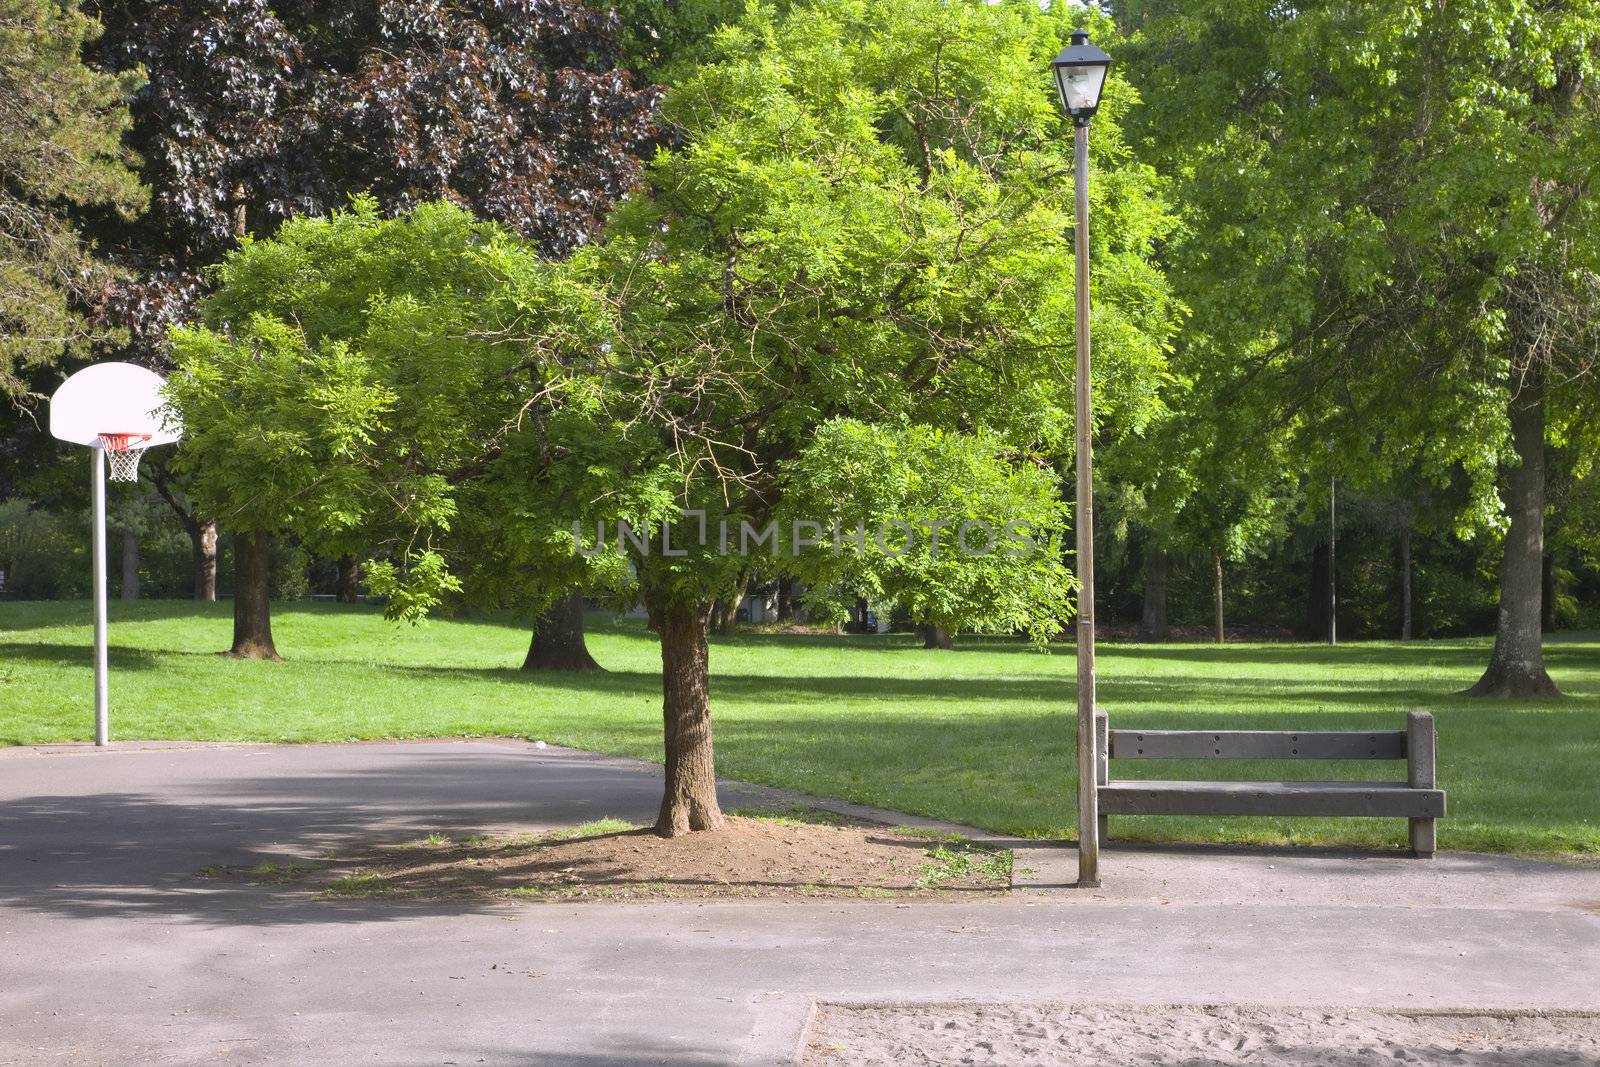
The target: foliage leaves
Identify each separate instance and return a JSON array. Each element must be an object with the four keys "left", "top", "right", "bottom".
[
  {"left": 0, "top": 0, "right": 142, "bottom": 400},
  {"left": 88, "top": 0, "right": 660, "bottom": 358},
  {"left": 778, "top": 419, "right": 1075, "bottom": 641}
]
